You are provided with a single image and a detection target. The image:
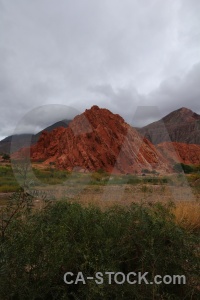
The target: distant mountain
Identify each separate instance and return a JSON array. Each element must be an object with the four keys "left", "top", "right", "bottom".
[
  {"left": 137, "top": 107, "right": 200, "bottom": 145},
  {"left": 15, "top": 105, "right": 171, "bottom": 174},
  {"left": 0, "top": 120, "right": 71, "bottom": 154}
]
